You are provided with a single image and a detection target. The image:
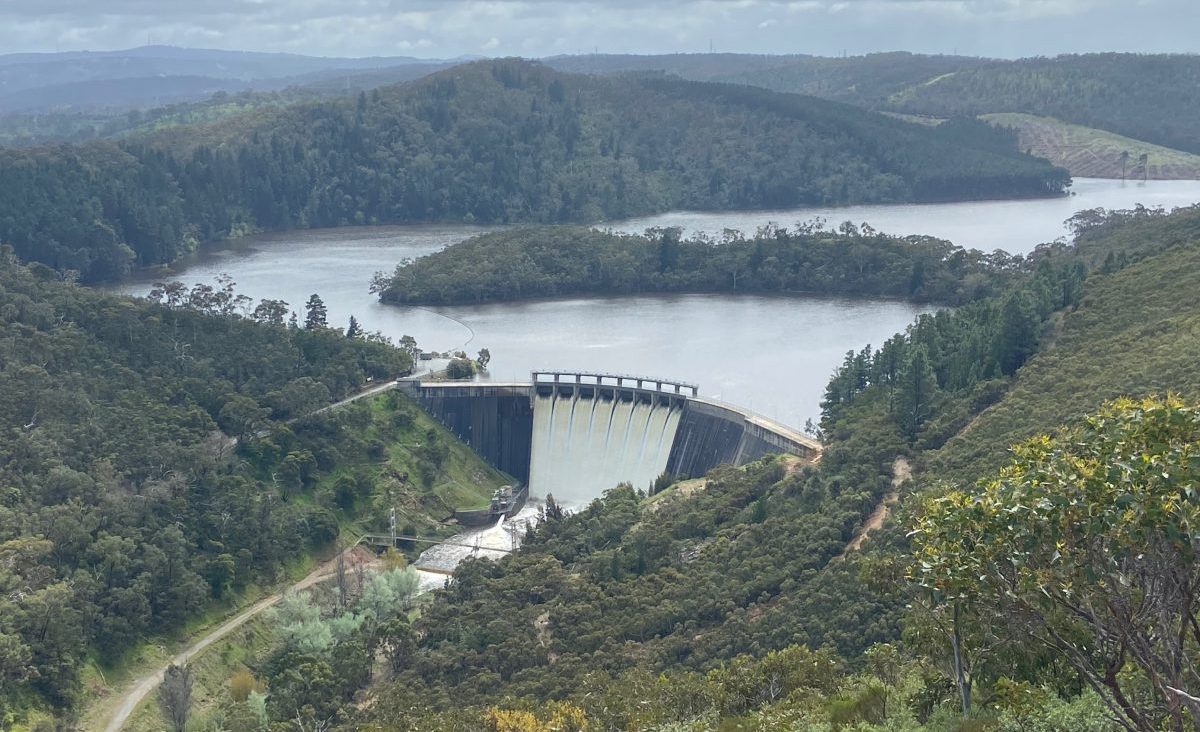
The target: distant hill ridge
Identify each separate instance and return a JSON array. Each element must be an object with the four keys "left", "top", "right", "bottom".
[
  {"left": 0, "top": 58, "right": 1067, "bottom": 282},
  {"left": 5, "top": 48, "right": 1200, "bottom": 164},
  {"left": 546, "top": 51, "right": 1200, "bottom": 158}
]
